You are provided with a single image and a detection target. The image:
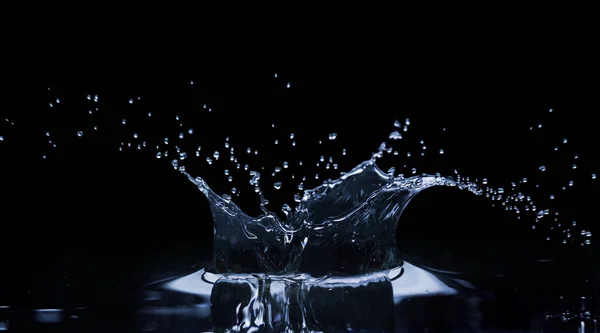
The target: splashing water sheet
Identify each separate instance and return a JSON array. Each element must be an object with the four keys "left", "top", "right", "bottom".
[{"left": 0, "top": 73, "right": 599, "bottom": 333}]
